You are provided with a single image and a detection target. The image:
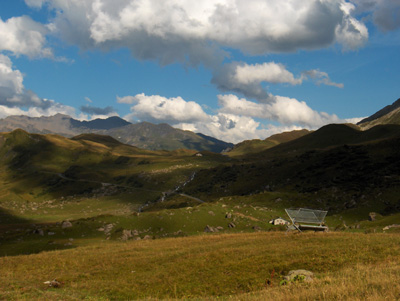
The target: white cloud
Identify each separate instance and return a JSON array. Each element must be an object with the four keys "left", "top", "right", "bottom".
[
  {"left": 0, "top": 101, "right": 77, "bottom": 119},
  {"left": 24, "top": 0, "right": 47, "bottom": 8},
  {"left": 118, "top": 92, "right": 354, "bottom": 143},
  {"left": 0, "top": 16, "right": 52, "bottom": 58},
  {"left": 175, "top": 113, "right": 307, "bottom": 143},
  {"left": 0, "top": 54, "right": 50, "bottom": 108},
  {"left": 234, "top": 62, "right": 303, "bottom": 86},
  {"left": 0, "top": 54, "right": 78, "bottom": 119},
  {"left": 121, "top": 93, "right": 210, "bottom": 123},
  {"left": 218, "top": 94, "right": 341, "bottom": 128},
  {"left": 30, "top": 0, "right": 369, "bottom": 66},
  {"left": 212, "top": 62, "right": 343, "bottom": 101}
]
